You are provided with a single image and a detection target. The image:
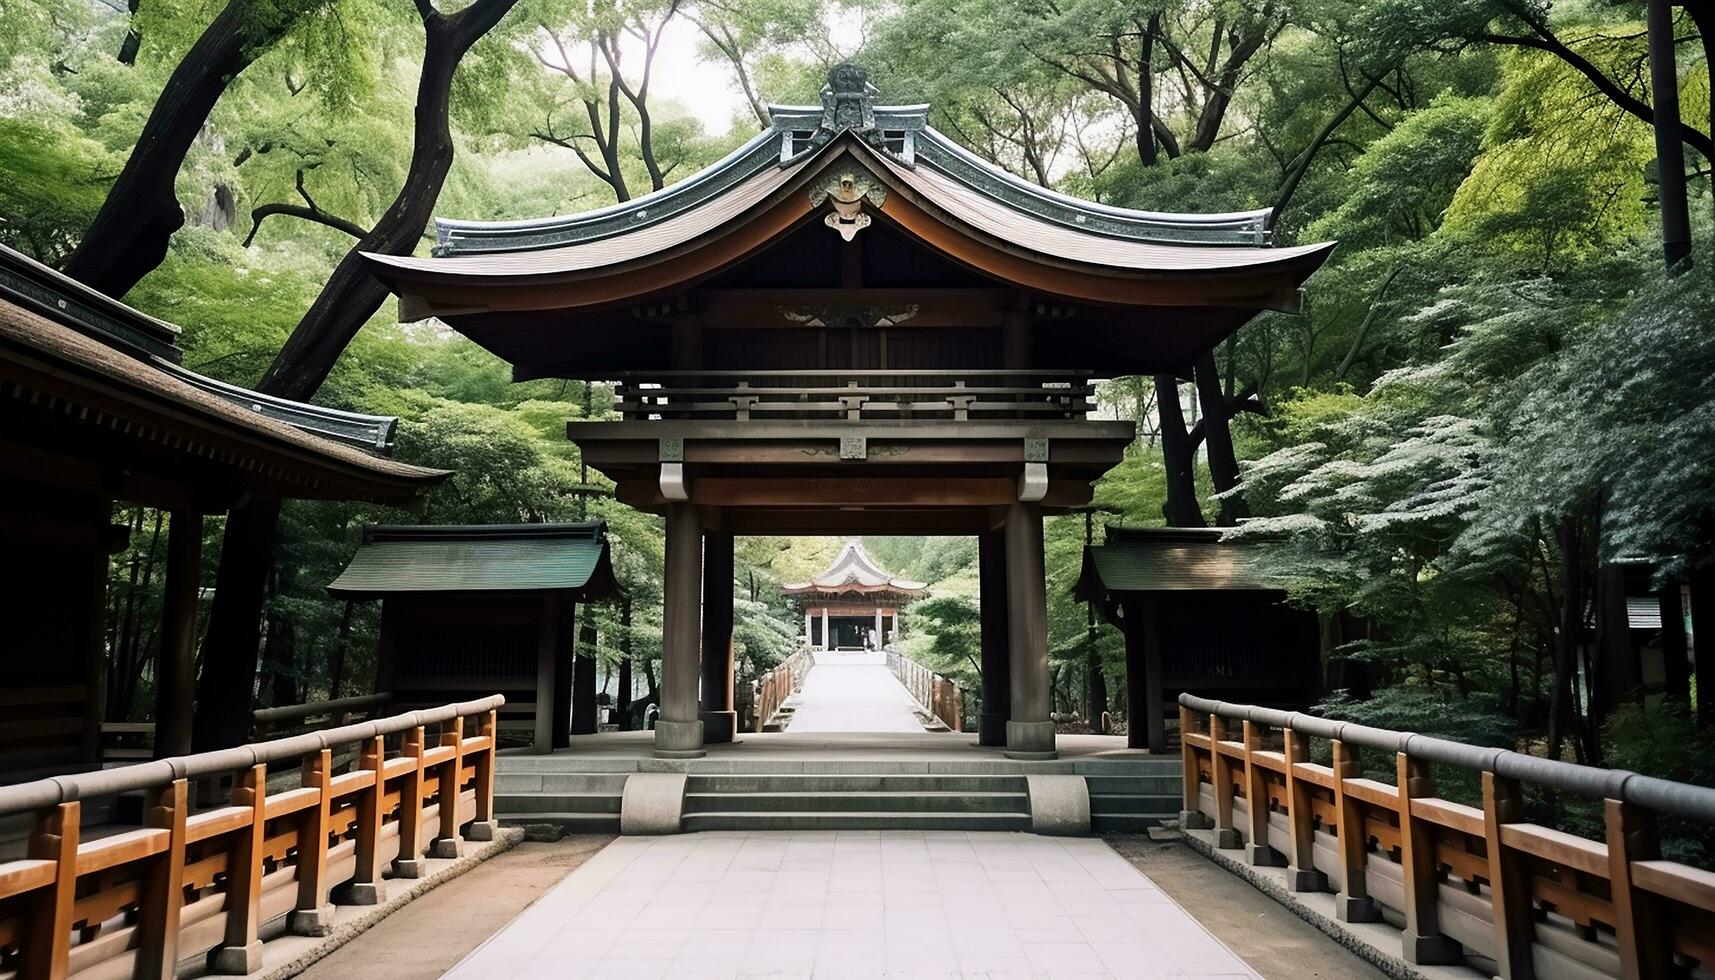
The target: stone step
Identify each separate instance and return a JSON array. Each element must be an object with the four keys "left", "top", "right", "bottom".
[
  {"left": 685, "top": 774, "right": 1026, "bottom": 794},
  {"left": 495, "top": 773, "right": 630, "bottom": 794},
  {"left": 1091, "top": 813, "right": 1173, "bottom": 833},
  {"left": 1088, "top": 793, "right": 1181, "bottom": 815},
  {"left": 683, "top": 790, "right": 1029, "bottom": 815},
  {"left": 494, "top": 792, "right": 623, "bottom": 815},
  {"left": 1084, "top": 774, "right": 1181, "bottom": 795},
  {"left": 682, "top": 811, "right": 1033, "bottom": 833}
]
